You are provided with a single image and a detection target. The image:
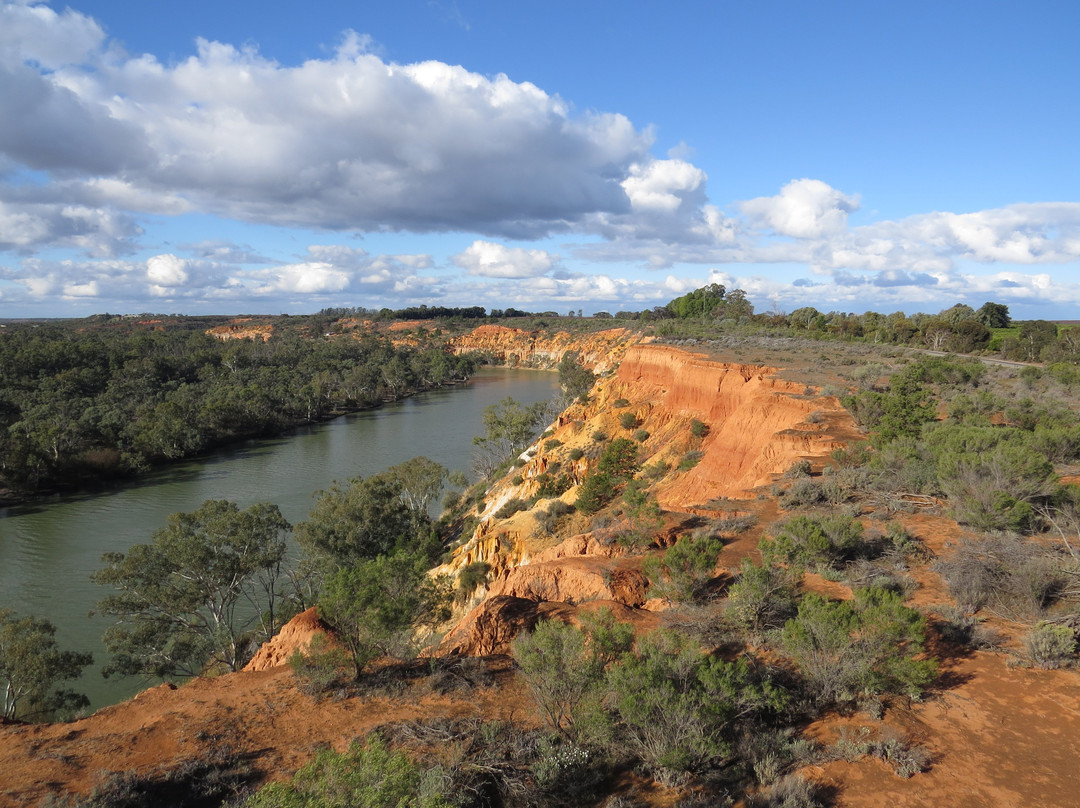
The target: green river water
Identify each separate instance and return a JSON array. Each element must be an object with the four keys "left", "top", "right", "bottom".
[{"left": 0, "top": 368, "right": 560, "bottom": 711}]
